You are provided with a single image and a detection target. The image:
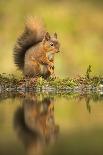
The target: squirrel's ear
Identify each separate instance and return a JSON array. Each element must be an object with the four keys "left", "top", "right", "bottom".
[
  {"left": 54, "top": 32, "right": 57, "bottom": 38},
  {"left": 44, "top": 32, "right": 51, "bottom": 41}
]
